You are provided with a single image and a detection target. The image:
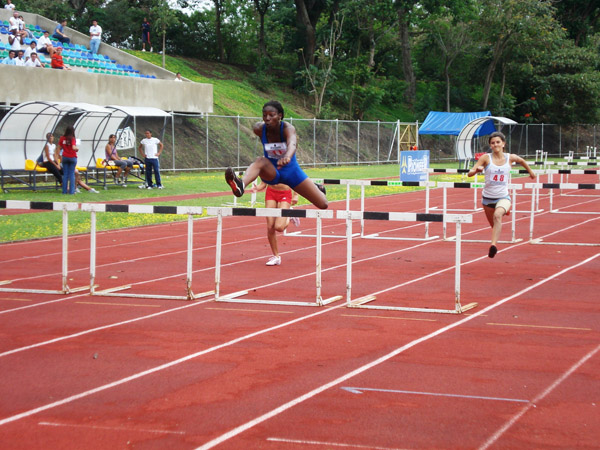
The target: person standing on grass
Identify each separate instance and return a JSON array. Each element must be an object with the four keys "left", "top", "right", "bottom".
[
  {"left": 248, "top": 180, "right": 300, "bottom": 266},
  {"left": 58, "top": 126, "right": 78, "bottom": 195},
  {"left": 138, "top": 130, "right": 163, "bottom": 189},
  {"left": 141, "top": 18, "right": 152, "bottom": 52},
  {"left": 468, "top": 131, "right": 536, "bottom": 258},
  {"left": 225, "top": 100, "right": 327, "bottom": 209}
]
